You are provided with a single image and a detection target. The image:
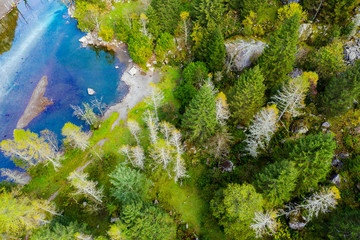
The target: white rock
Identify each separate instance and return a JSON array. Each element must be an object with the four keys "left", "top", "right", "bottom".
[
  {"left": 87, "top": 88, "right": 96, "bottom": 95},
  {"left": 225, "top": 37, "right": 266, "bottom": 72},
  {"left": 115, "top": 66, "right": 119, "bottom": 69}
]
